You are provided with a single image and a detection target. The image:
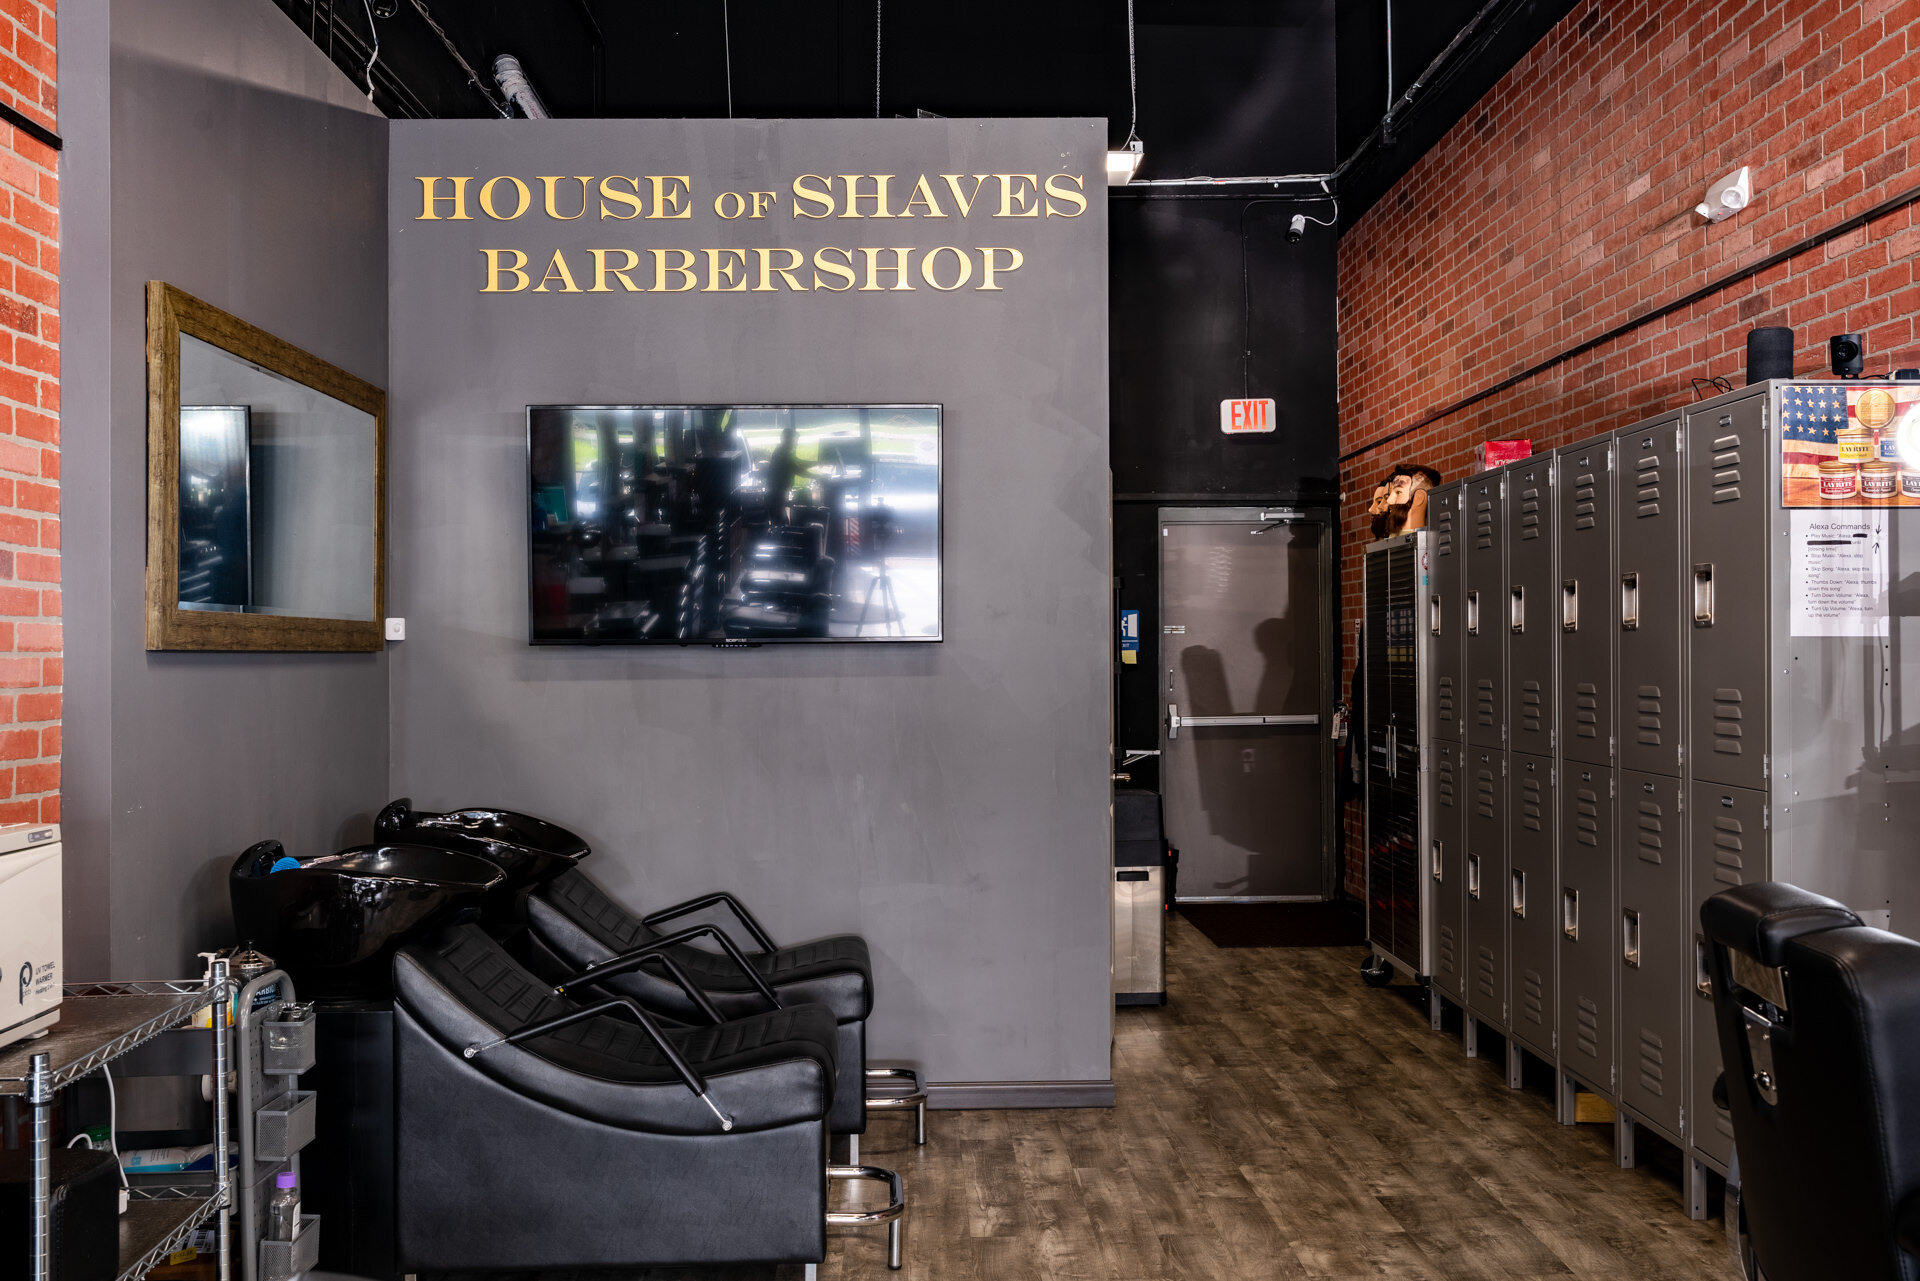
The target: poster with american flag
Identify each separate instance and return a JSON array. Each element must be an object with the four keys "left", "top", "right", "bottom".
[{"left": 1780, "top": 381, "right": 1920, "bottom": 507}]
